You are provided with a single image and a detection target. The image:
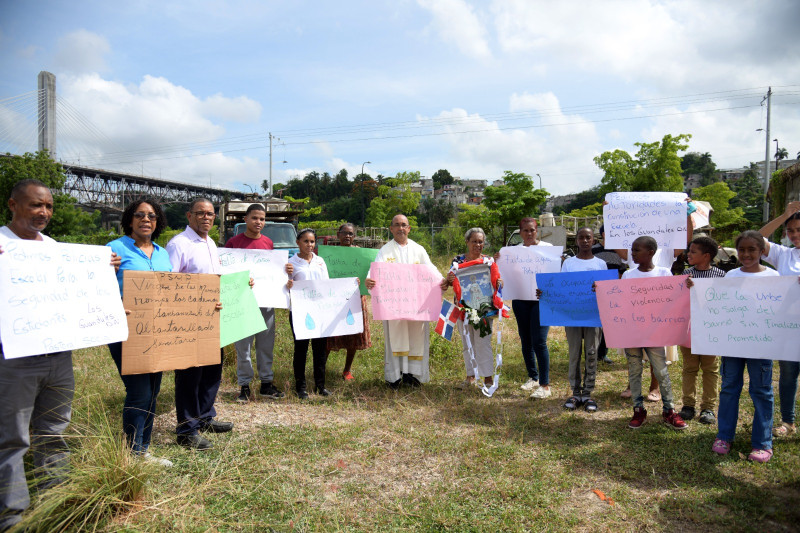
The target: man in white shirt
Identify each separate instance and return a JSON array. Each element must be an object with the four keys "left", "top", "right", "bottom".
[
  {"left": 166, "top": 198, "right": 233, "bottom": 450},
  {"left": 0, "top": 180, "right": 73, "bottom": 531},
  {"left": 366, "top": 214, "right": 440, "bottom": 388}
]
